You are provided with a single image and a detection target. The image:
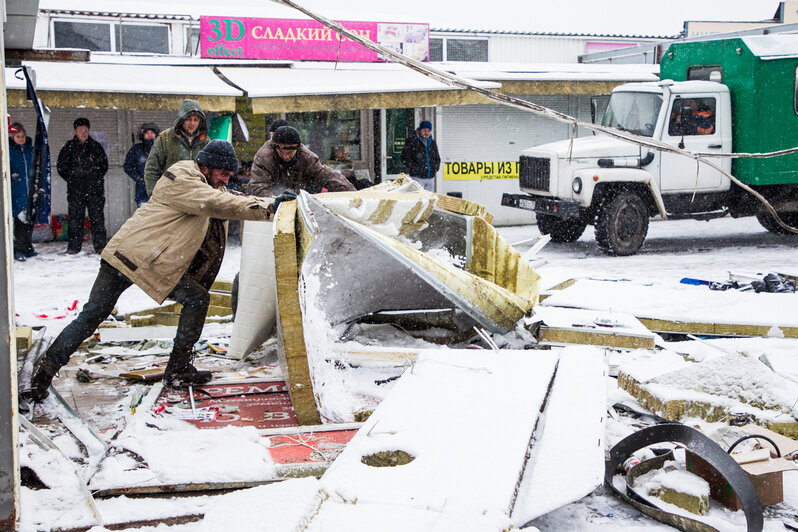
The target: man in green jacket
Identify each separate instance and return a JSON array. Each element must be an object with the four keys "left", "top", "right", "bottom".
[
  {"left": 20, "top": 141, "right": 297, "bottom": 408},
  {"left": 144, "top": 99, "right": 210, "bottom": 195}
]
